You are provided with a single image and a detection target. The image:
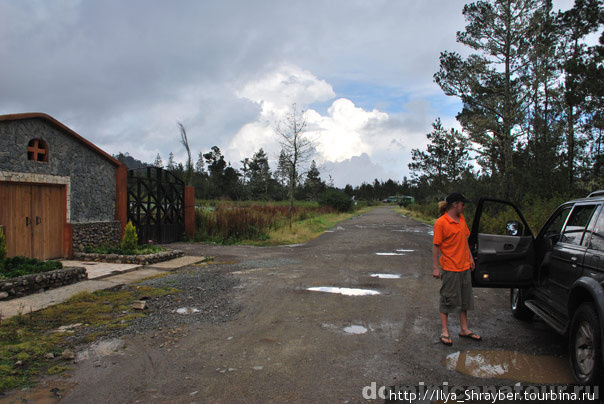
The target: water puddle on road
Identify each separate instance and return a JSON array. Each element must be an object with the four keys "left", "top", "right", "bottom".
[
  {"left": 307, "top": 287, "right": 381, "bottom": 296},
  {"left": 392, "top": 228, "right": 434, "bottom": 236},
  {"left": 395, "top": 249, "right": 415, "bottom": 252},
  {"left": 76, "top": 338, "right": 125, "bottom": 362},
  {"left": 370, "top": 274, "right": 401, "bottom": 279},
  {"left": 444, "top": 350, "right": 574, "bottom": 383},
  {"left": 376, "top": 252, "right": 405, "bottom": 256},
  {"left": 176, "top": 307, "right": 200, "bottom": 314},
  {"left": 344, "top": 325, "right": 368, "bottom": 334}
]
